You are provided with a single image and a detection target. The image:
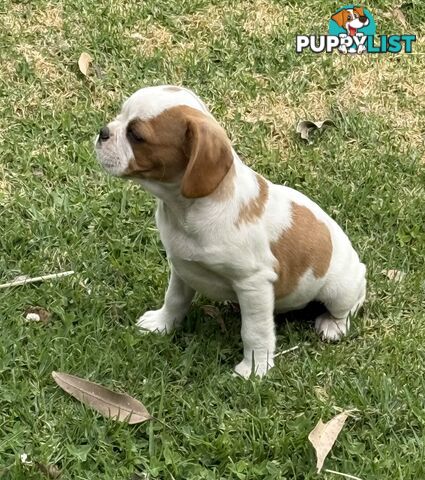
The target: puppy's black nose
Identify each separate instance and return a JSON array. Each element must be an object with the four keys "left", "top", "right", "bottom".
[
  {"left": 99, "top": 126, "right": 110, "bottom": 141},
  {"left": 359, "top": 15, "right": 368, "bottom": 23}
]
